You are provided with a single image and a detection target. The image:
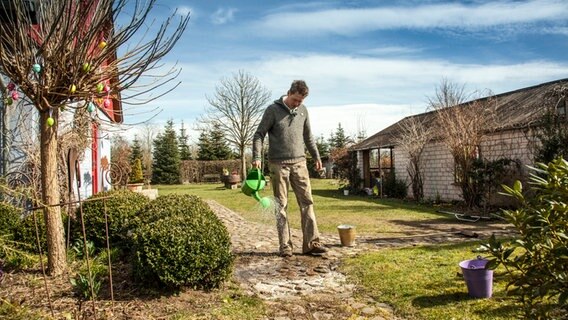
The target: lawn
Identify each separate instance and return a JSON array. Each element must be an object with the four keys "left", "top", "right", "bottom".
[
  {"left": 157, "top": 179, "right": 521, "bottom": 320},
  {"left": 342, "top": 241, "right": 521, "bottom": 320},
  {"left": 157, "top": 179, "right": 469, "bottom": 234}
]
